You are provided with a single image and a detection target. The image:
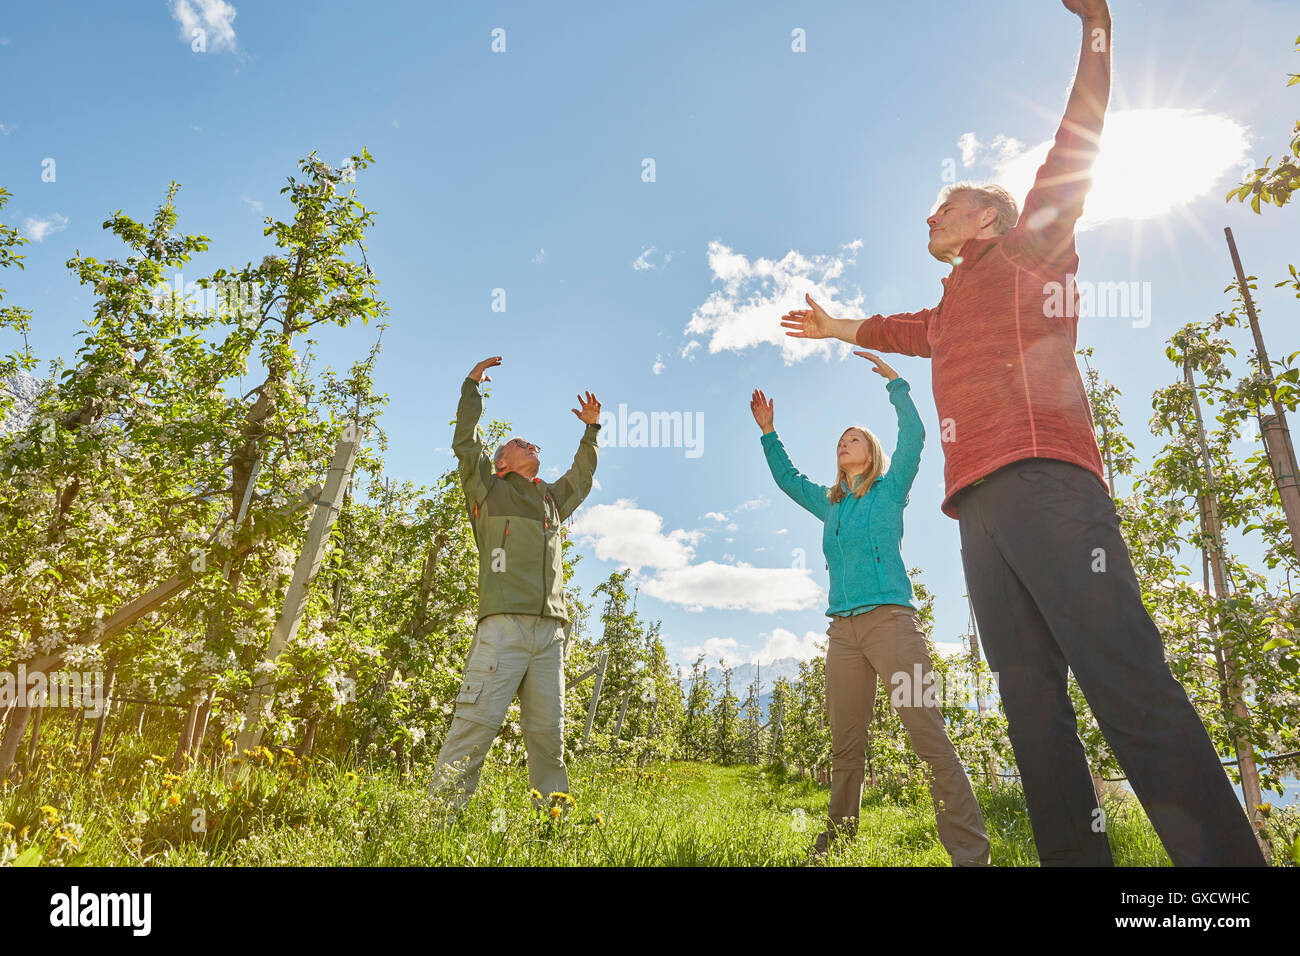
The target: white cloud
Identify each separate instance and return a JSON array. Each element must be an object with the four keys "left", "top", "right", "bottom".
[
  {"left": 684, "top": 240, "right": 866, "bottom": 363},
  {"left": 0, "top": 124, "right": 11, "bottom": 136},
  {"left": 170, "top": 0, "right": 238, "bottom": 54},
  {"left": 568, "top": 499, "right": 701, "bottom": 571},
  {"left": 652, "top": 354, "right": 665, "bottom": 375},
  {"left": 681, "top": 637, "right": 743, "bottom": 668},
  {"left": 958, "top": 109, "right": 1249, "bottom": 231},
  {"left": 633, "top": 245, "right": 656, "bottom": 270},
  {"left": 22, "top": 213, "right": 68, "bottom": 242},
  {"left": 240, "top": 194, "right": 263, "bottom": 216},
  {"left": 957, "top": 131, "right": 979, "bottom": 167},
  {"left": 933, "top": 641, "right": 966, "bottom": 659},
  {"left": 570, "top": 499, "right": 824, "bottom": 613},
  {"left": 591, "top": 476, "right": 602, "bottom": 491},
  {"left": 755, "top": 627, "right": 825, "bottom": 665},
  {"left": 532, "top": 248, "right": 545, "bottom": 264},
  {"left": 702, "top": 511, "right": 727, "bottom": 522},
  {"left": 774, "top": 528, "right": 788, "bottom": 535},
  {"left": 735, "top": 498, "right": 767, "bottom": 512},
  {"left": 640, "top": 560, "right": 822, "bottom": 613}
]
